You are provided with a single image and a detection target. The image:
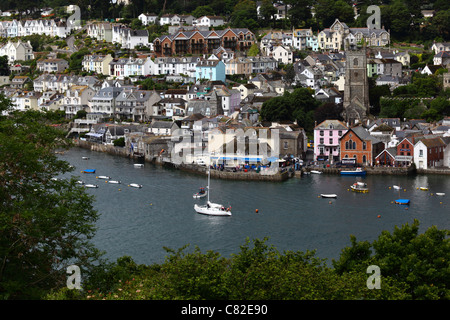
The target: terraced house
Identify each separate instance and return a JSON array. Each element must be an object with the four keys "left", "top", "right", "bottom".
[{"left": 153, "top": 28, "right": 256, "bottom": 57}]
